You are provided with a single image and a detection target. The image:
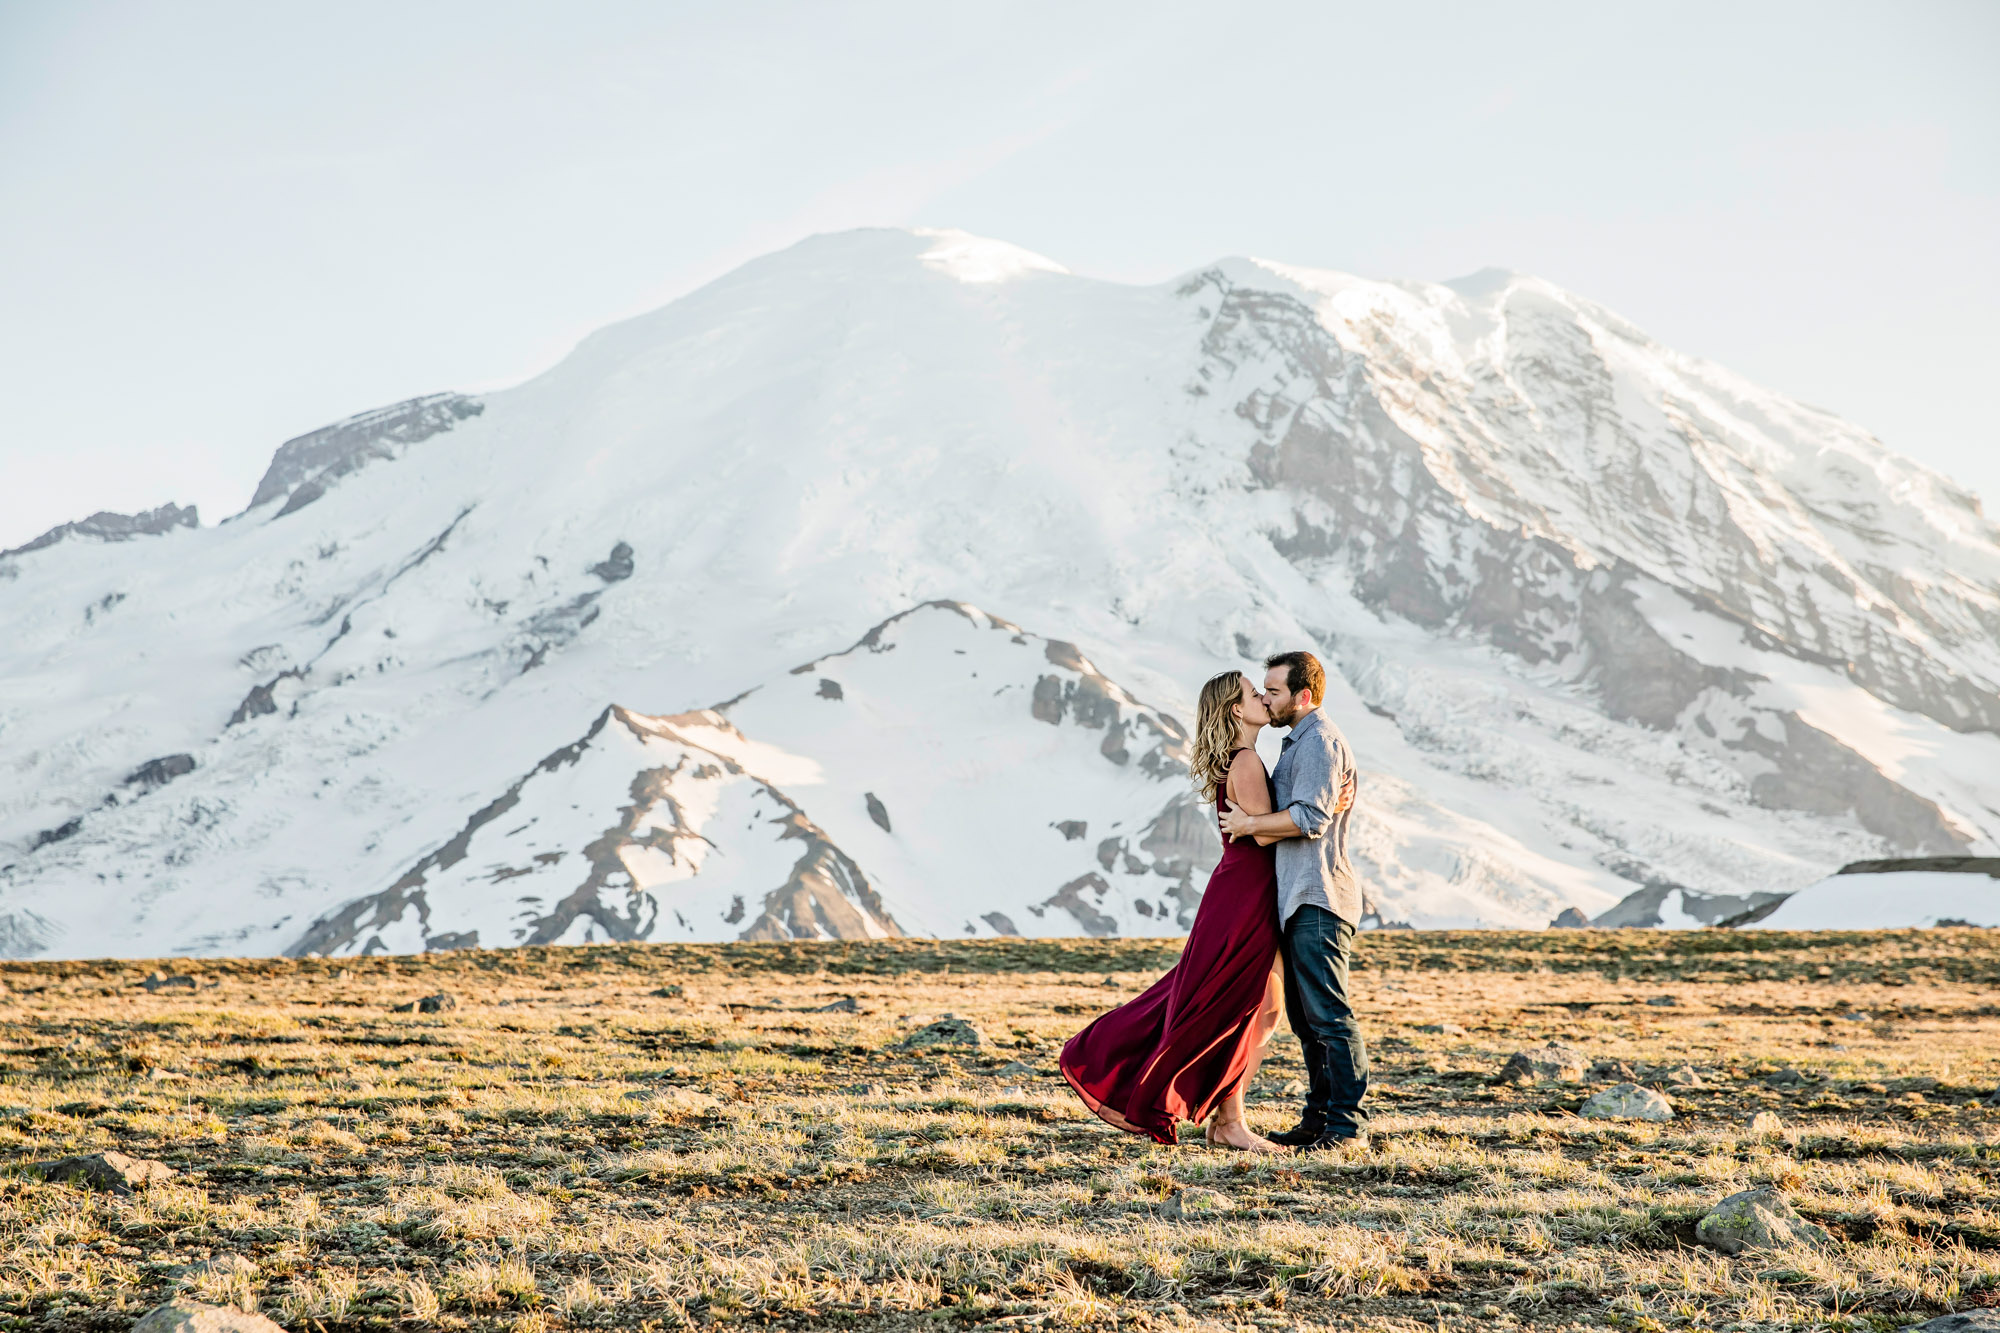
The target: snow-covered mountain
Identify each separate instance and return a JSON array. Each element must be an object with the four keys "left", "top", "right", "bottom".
[{"left": 3, "top": 228, "right": 1997, "bottom": 958}]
